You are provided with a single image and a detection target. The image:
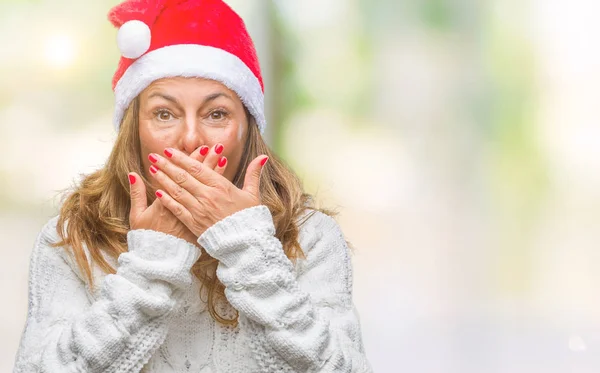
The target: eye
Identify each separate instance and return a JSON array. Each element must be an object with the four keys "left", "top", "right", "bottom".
[
  {"left": 154, "top": 109, "right": 175, "bottom": 122},
  {"left": 208, "top": 109, "right": 228, "bottom": 121}
]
